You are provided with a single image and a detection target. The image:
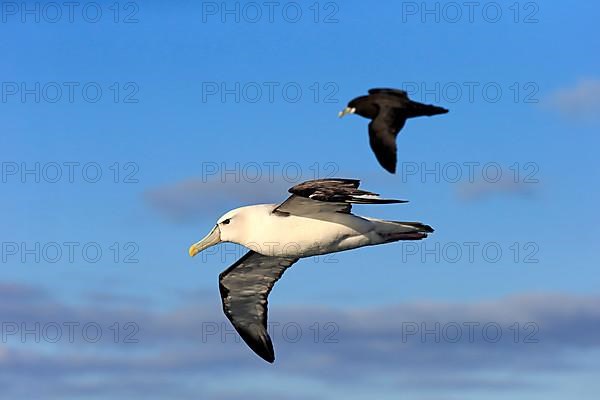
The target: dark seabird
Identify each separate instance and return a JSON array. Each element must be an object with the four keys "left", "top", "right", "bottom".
[
  {"left": 188, "top": 178, "right": 434, "bottom": 363},
  {"left": 339, "top": 88, "right": 449, "bottom": 173}
]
